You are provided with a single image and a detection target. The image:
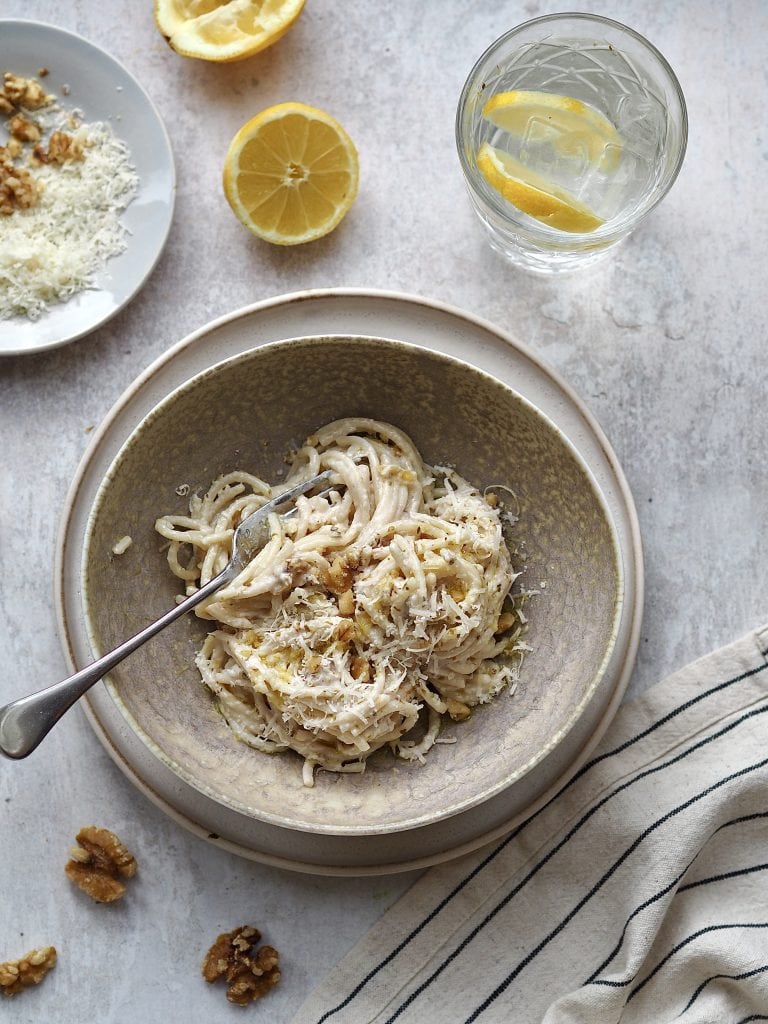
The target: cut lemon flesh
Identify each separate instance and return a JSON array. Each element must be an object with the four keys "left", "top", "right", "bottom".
[
  {"left": 155, "top": 0, "right": 305, "bottom": 62},
  {"left": 223, "top": 102, "right": 359, "bottom": 245},
  {"left": 482, "top": 90, "right": 622, "bottom": 170},
  {"left": 476, "top": 143, "right": 604, "bottom": 234}
]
